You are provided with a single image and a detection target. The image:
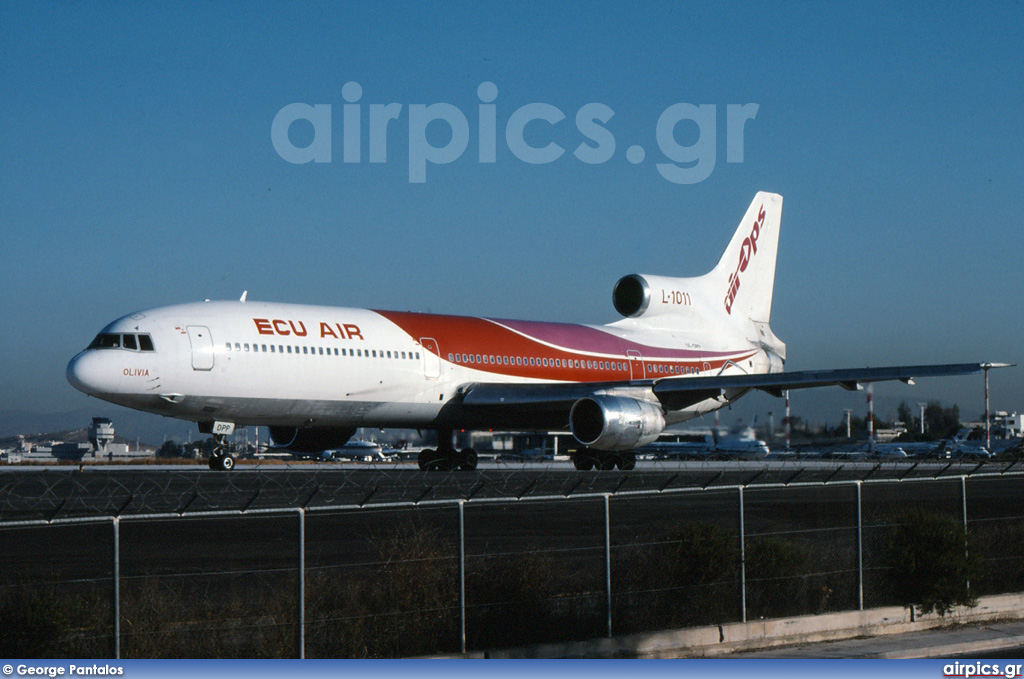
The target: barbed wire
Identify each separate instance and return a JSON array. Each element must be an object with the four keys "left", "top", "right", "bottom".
[{"left": 0, "top": 458, "right": 1020, "bottom": 522}]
